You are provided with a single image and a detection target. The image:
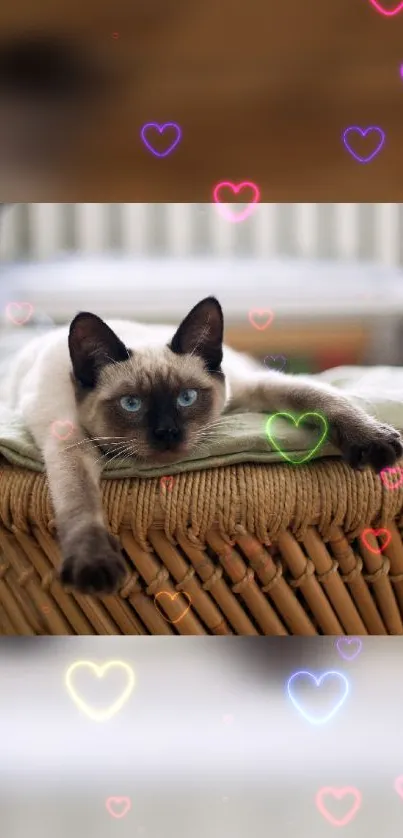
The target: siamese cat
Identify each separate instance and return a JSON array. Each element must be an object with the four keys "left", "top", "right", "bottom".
[{"left": 3, "top": 296, "right": 402, "bottom": 595}]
